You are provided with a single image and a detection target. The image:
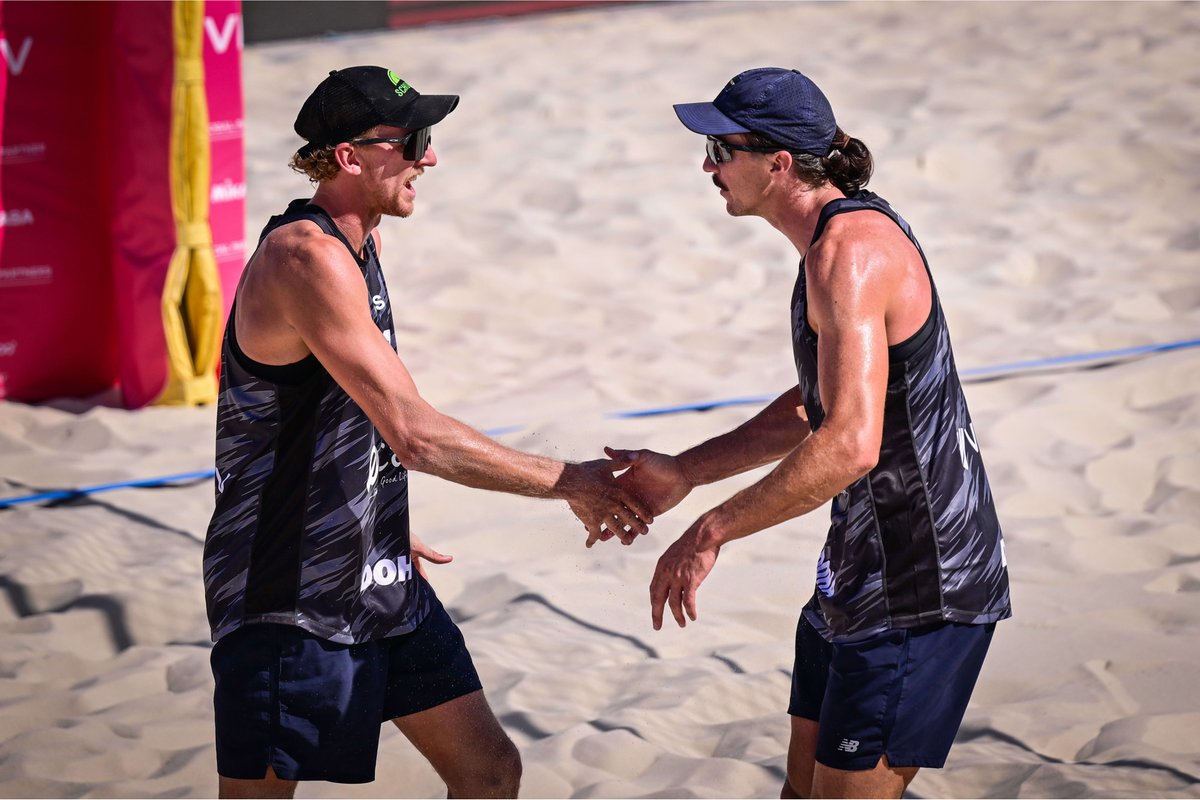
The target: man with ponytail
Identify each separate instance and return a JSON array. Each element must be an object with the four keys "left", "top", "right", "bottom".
[{"left": 605, "top": 68, "right": 1010, "bottom": 798}]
